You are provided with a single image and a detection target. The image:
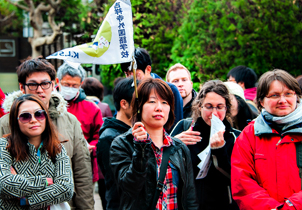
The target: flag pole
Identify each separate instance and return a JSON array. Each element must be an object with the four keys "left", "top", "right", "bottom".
[{"left": 131, "top": 56, "right": 140, "bottom": 121}]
